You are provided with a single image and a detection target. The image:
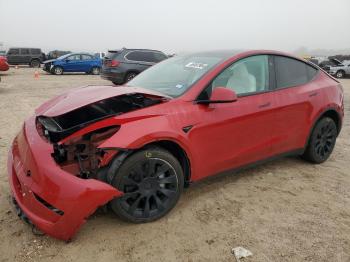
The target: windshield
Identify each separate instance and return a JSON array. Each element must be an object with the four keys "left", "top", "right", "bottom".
[{"left": 127, "top": 55, "right": 223, "bottom": 97}]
